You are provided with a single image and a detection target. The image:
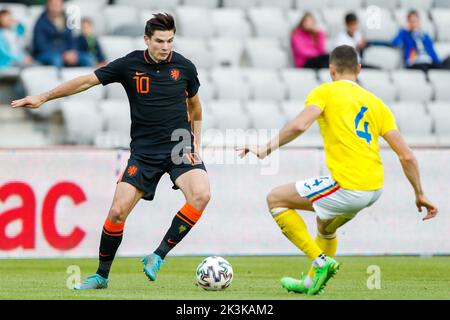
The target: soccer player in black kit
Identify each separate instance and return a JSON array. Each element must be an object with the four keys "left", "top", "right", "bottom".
[{"left": 11, "top": 13, "right": 210, "bottom": 290}]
